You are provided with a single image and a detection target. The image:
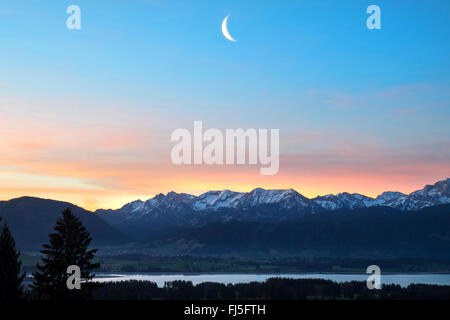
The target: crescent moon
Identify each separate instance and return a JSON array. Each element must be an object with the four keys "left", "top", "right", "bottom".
[{"left": 221, "top": 15, "right": 237, "bottom": 42}]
